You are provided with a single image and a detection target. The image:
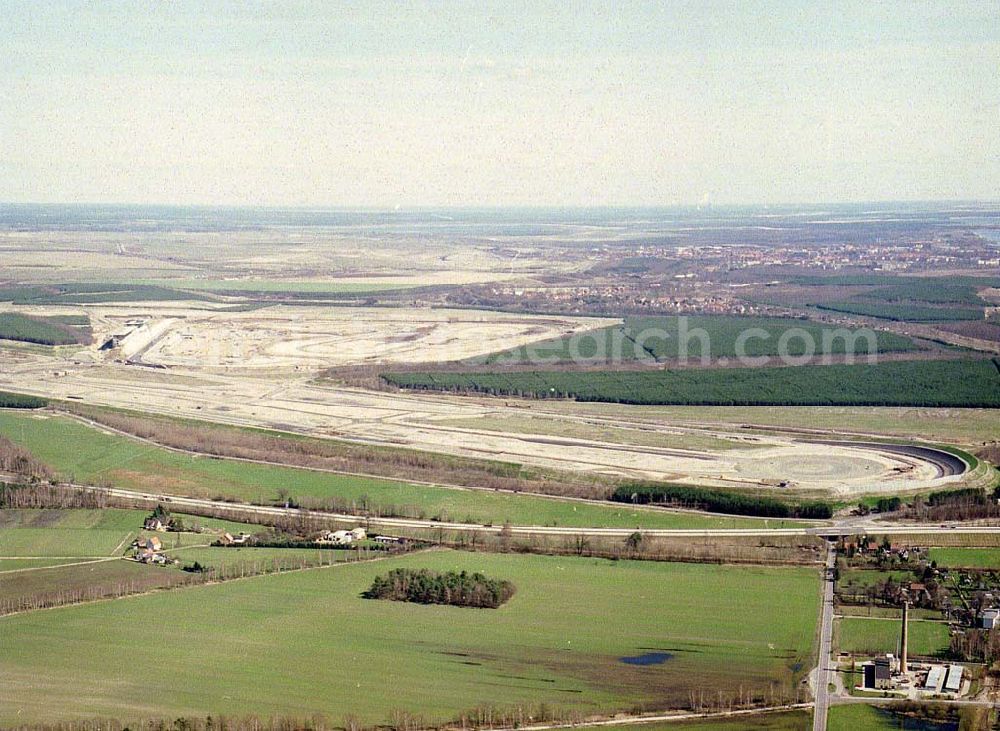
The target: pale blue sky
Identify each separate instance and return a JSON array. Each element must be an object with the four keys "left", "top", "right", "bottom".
[{"left": 2, "top": 1, "right": 997, "bottom": 206}]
